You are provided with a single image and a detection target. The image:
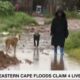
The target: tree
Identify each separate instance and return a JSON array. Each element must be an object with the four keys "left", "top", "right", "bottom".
[{"left": 61, "top": 0, "right": 80, "bottom": 11}]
